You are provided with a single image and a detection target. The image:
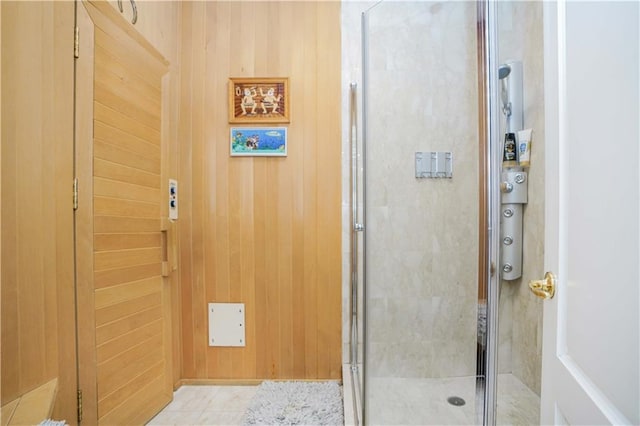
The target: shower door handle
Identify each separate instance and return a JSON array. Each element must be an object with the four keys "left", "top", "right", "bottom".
[{"left": 528, "top": 271, "right": 556, "bottom": 300}]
